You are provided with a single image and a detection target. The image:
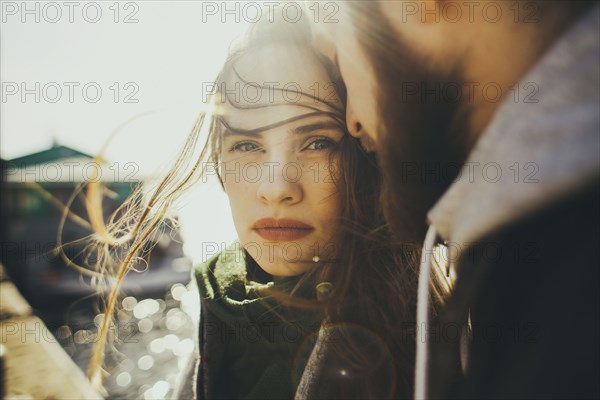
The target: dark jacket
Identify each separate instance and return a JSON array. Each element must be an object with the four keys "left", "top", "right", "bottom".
[{"left": 415, "top": 5, "right": 600, "bottom": 399}]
